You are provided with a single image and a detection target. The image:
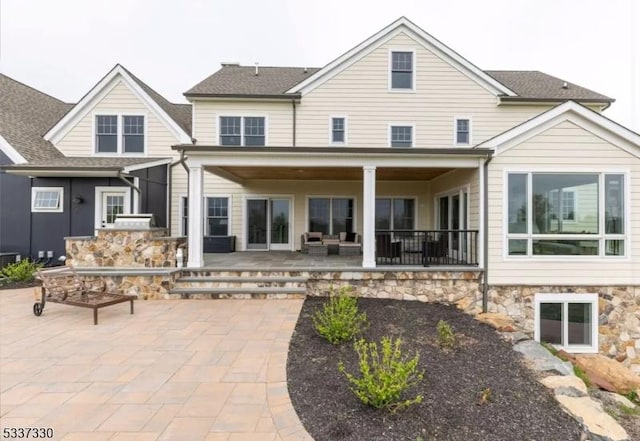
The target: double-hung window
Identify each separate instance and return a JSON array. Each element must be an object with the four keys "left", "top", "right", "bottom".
[
  {"left": 181, "top": 197, "right": 188, "bottom": 235},
  {"left": 390, "top": 51, "right": 413, "bottom": 90},
  {"left": 455, "top": 118, "right": 471, "bottom": 145},
  {"left": 390, "top": 125, "right": 413, "bottom": 147},
  {"left": 31, "top": 187, "right": 64, "bottom": 213},
  {"left": 206, "top": 197, "right": 229, "bottom": 236},
  {"left": 220, "top": 116, "right": 265, "bottom": 146},
  {"left": 308, "top": 198, "right": 354, "bottom": 235},
  {"left": 95, "top": 115, "right": 145, "bottom": 154},
  {"left": 331, "top": 117, "right": 346, "bottom": 144},
  {"left": 506, "top": 172, "right": 626, "bottom": 257}
]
